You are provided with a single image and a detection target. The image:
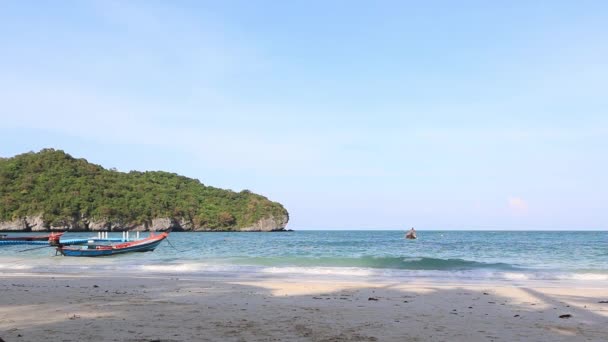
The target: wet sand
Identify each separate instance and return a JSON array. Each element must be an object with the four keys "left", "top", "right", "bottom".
[{"left": 1, "top": 273, "right": 608, "bottom": 341}]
